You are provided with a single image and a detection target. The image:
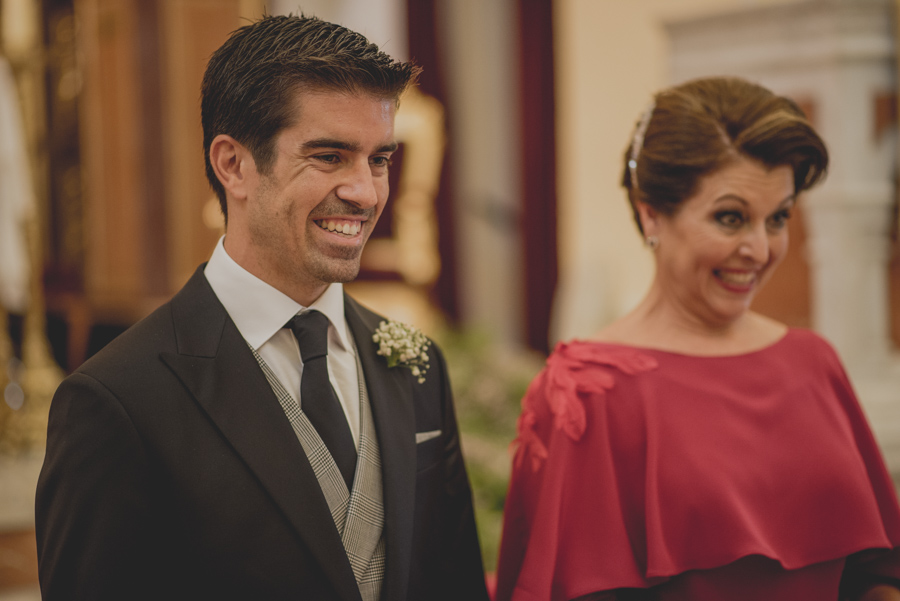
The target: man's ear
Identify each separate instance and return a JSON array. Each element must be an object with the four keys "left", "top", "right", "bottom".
[
  {"left": 635, "top": 201, "right": 660, "bottom": 238},
  {"left": 209, "top": 134, "right": 256, "bottom": 201}
]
